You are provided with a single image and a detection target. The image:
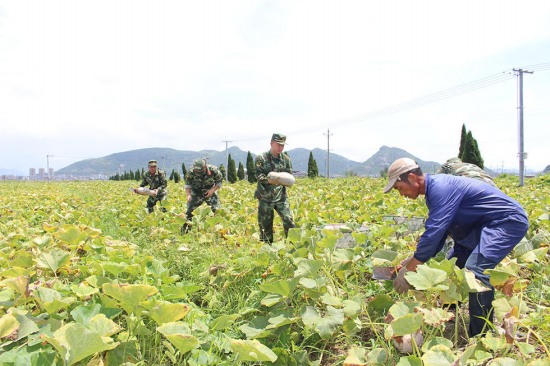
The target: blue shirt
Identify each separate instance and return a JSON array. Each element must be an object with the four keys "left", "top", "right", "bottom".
[{"left": 414, "top": 174, "right": 528, "bottom": 263}]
